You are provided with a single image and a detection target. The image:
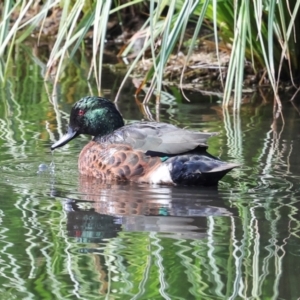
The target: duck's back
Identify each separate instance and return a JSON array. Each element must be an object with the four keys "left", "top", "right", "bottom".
[{"left": 94, "top": 121, "right": 217, "bottom": 155}]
